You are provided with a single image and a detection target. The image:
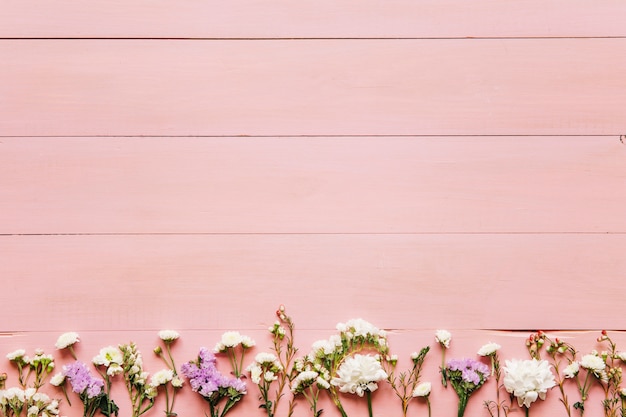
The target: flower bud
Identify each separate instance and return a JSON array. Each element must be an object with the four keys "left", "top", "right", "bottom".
[{"left": 154, "top": 346, "right": 163, "bottom": 355}]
